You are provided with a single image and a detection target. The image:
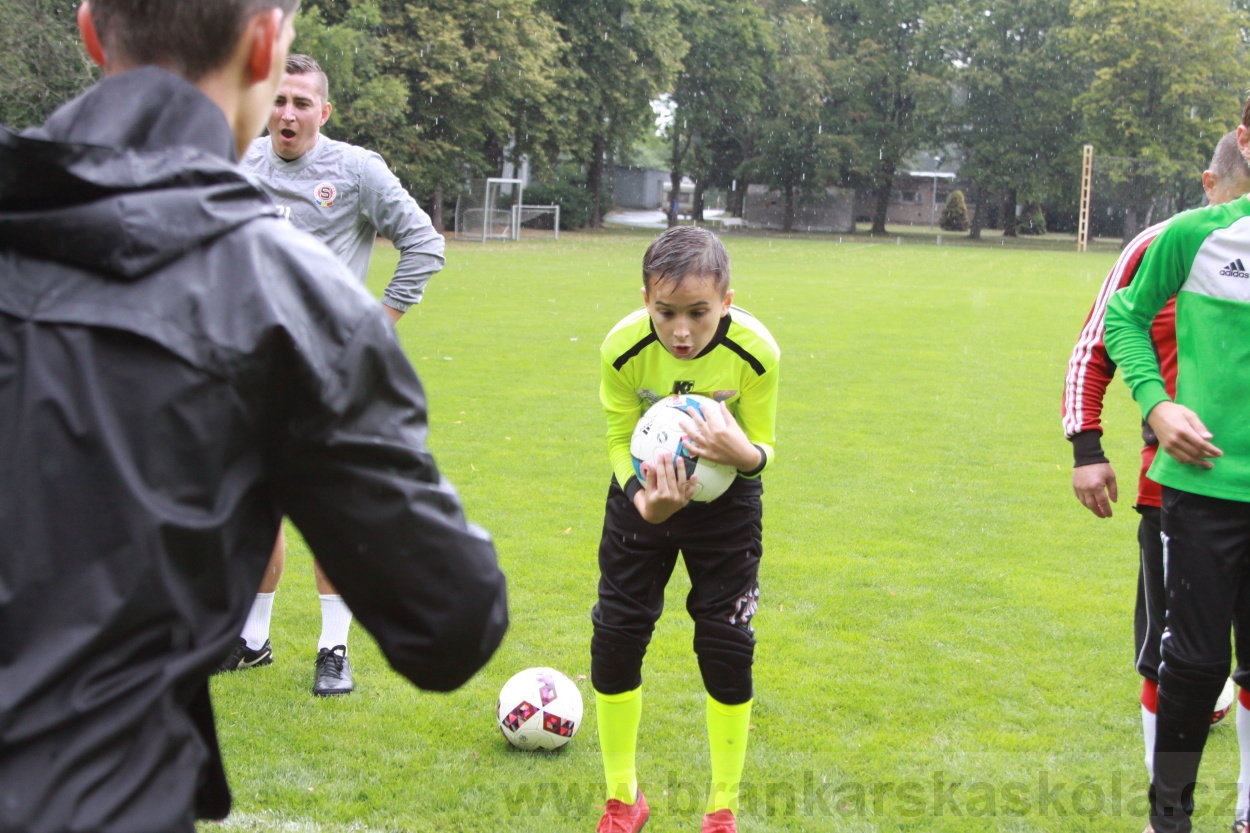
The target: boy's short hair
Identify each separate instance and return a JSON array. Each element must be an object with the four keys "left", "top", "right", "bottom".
[
  {"left": 642, "top": 226, "right": 731, "bottom": 295},
  {"left": 89, "top": 0, "right": 300, "bottom": 82},
  {"left": 286, "top": 53, "right": 330, "bottom": 101},
  {"left": 1243, "top": 95, "right": 1250, "bottom": 128}
]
